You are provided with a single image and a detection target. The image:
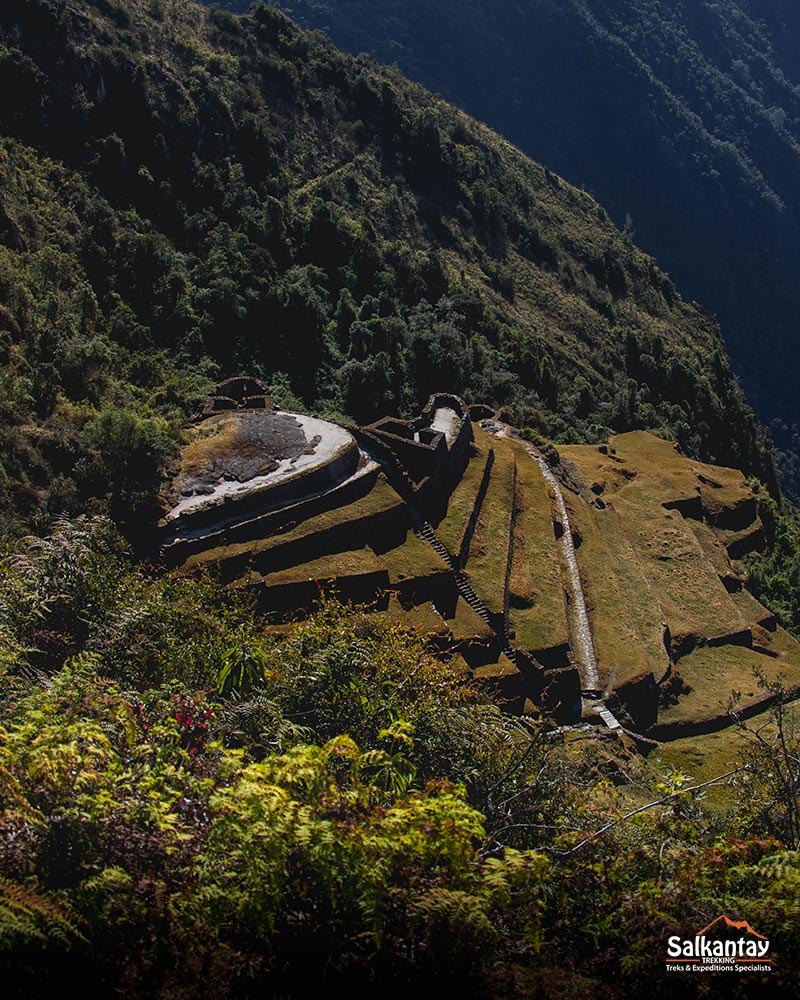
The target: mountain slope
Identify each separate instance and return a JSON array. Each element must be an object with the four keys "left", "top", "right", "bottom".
[
  {"left": 219, "top": 0, "right": 800, "bottom": 497},
  {"left": 0, "top": 0, "right": 775, "bottom": 537},
  {"left": 3, "top": 6, "right": 800, "bottom": 993}
]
